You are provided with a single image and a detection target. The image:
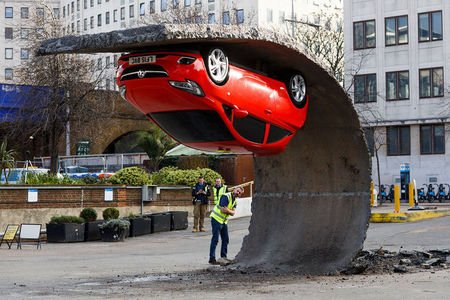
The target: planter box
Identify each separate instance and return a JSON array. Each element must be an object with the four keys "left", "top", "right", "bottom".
[
  {"left": 99, "top": 226, "right": 126, "bottom": 242},
  {"left": 129, "top": 217, "right": 152, "bottom": 237},
  {"left": 168, "top": 211, "right": 188, "bottom": 230},
  {"left": 146, "top": 213, "right": 171, "bottom": 233},
  {"left": 46, "top": 223, "right": 85, "bottom": 243},
  {"left": 84, "top": 220, "right": 104, "bottom": 241}
]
